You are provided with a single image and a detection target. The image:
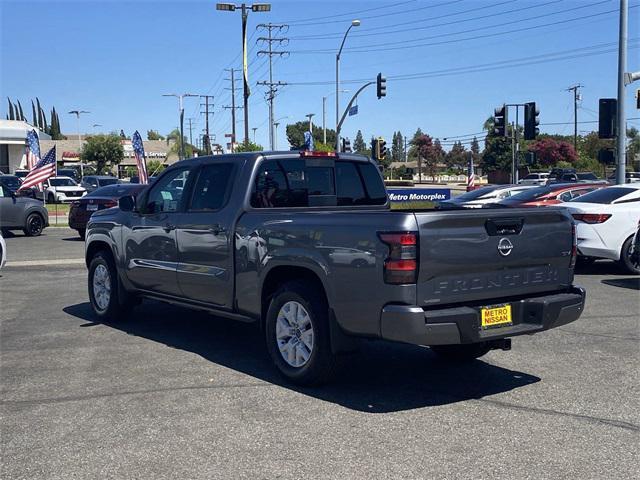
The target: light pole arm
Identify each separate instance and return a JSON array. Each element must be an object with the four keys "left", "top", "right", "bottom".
[
  {"left": 336, "top": 80, "right": 375, "bottom": 138},
  {"left": 337, "top": 25, "right": 353, "bottom": 61}
]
